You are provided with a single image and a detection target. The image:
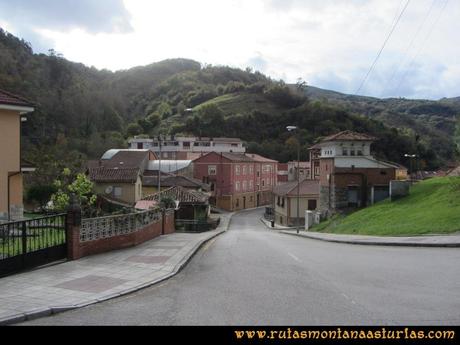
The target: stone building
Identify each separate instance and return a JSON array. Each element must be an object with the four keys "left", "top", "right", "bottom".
[{"left": 315, "top": 131, "right": 398, "bottom": 214}]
